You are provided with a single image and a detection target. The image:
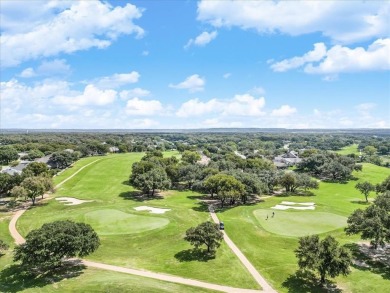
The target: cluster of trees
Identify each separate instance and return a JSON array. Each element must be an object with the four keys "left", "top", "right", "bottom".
[
  {"left": 130, "top": 150, "right": 320, "bottom": 207},
  {"left": 298, "top": 152, "right": 361, "bottom": 182},
  {"left": 49, "top": 150, "right": 80, "bottom": 169},
  {"left": 13, "top": 220, "right": 99, "bottom": 271},
  {"left": 0, "top": 162, "right": 53, "bottom": 204},
  {"left": 345, "top": 190, "right": 390, "bottom": 248},
  {"left": 0, "top": 146, "right": 19, "bottom": 164}
]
